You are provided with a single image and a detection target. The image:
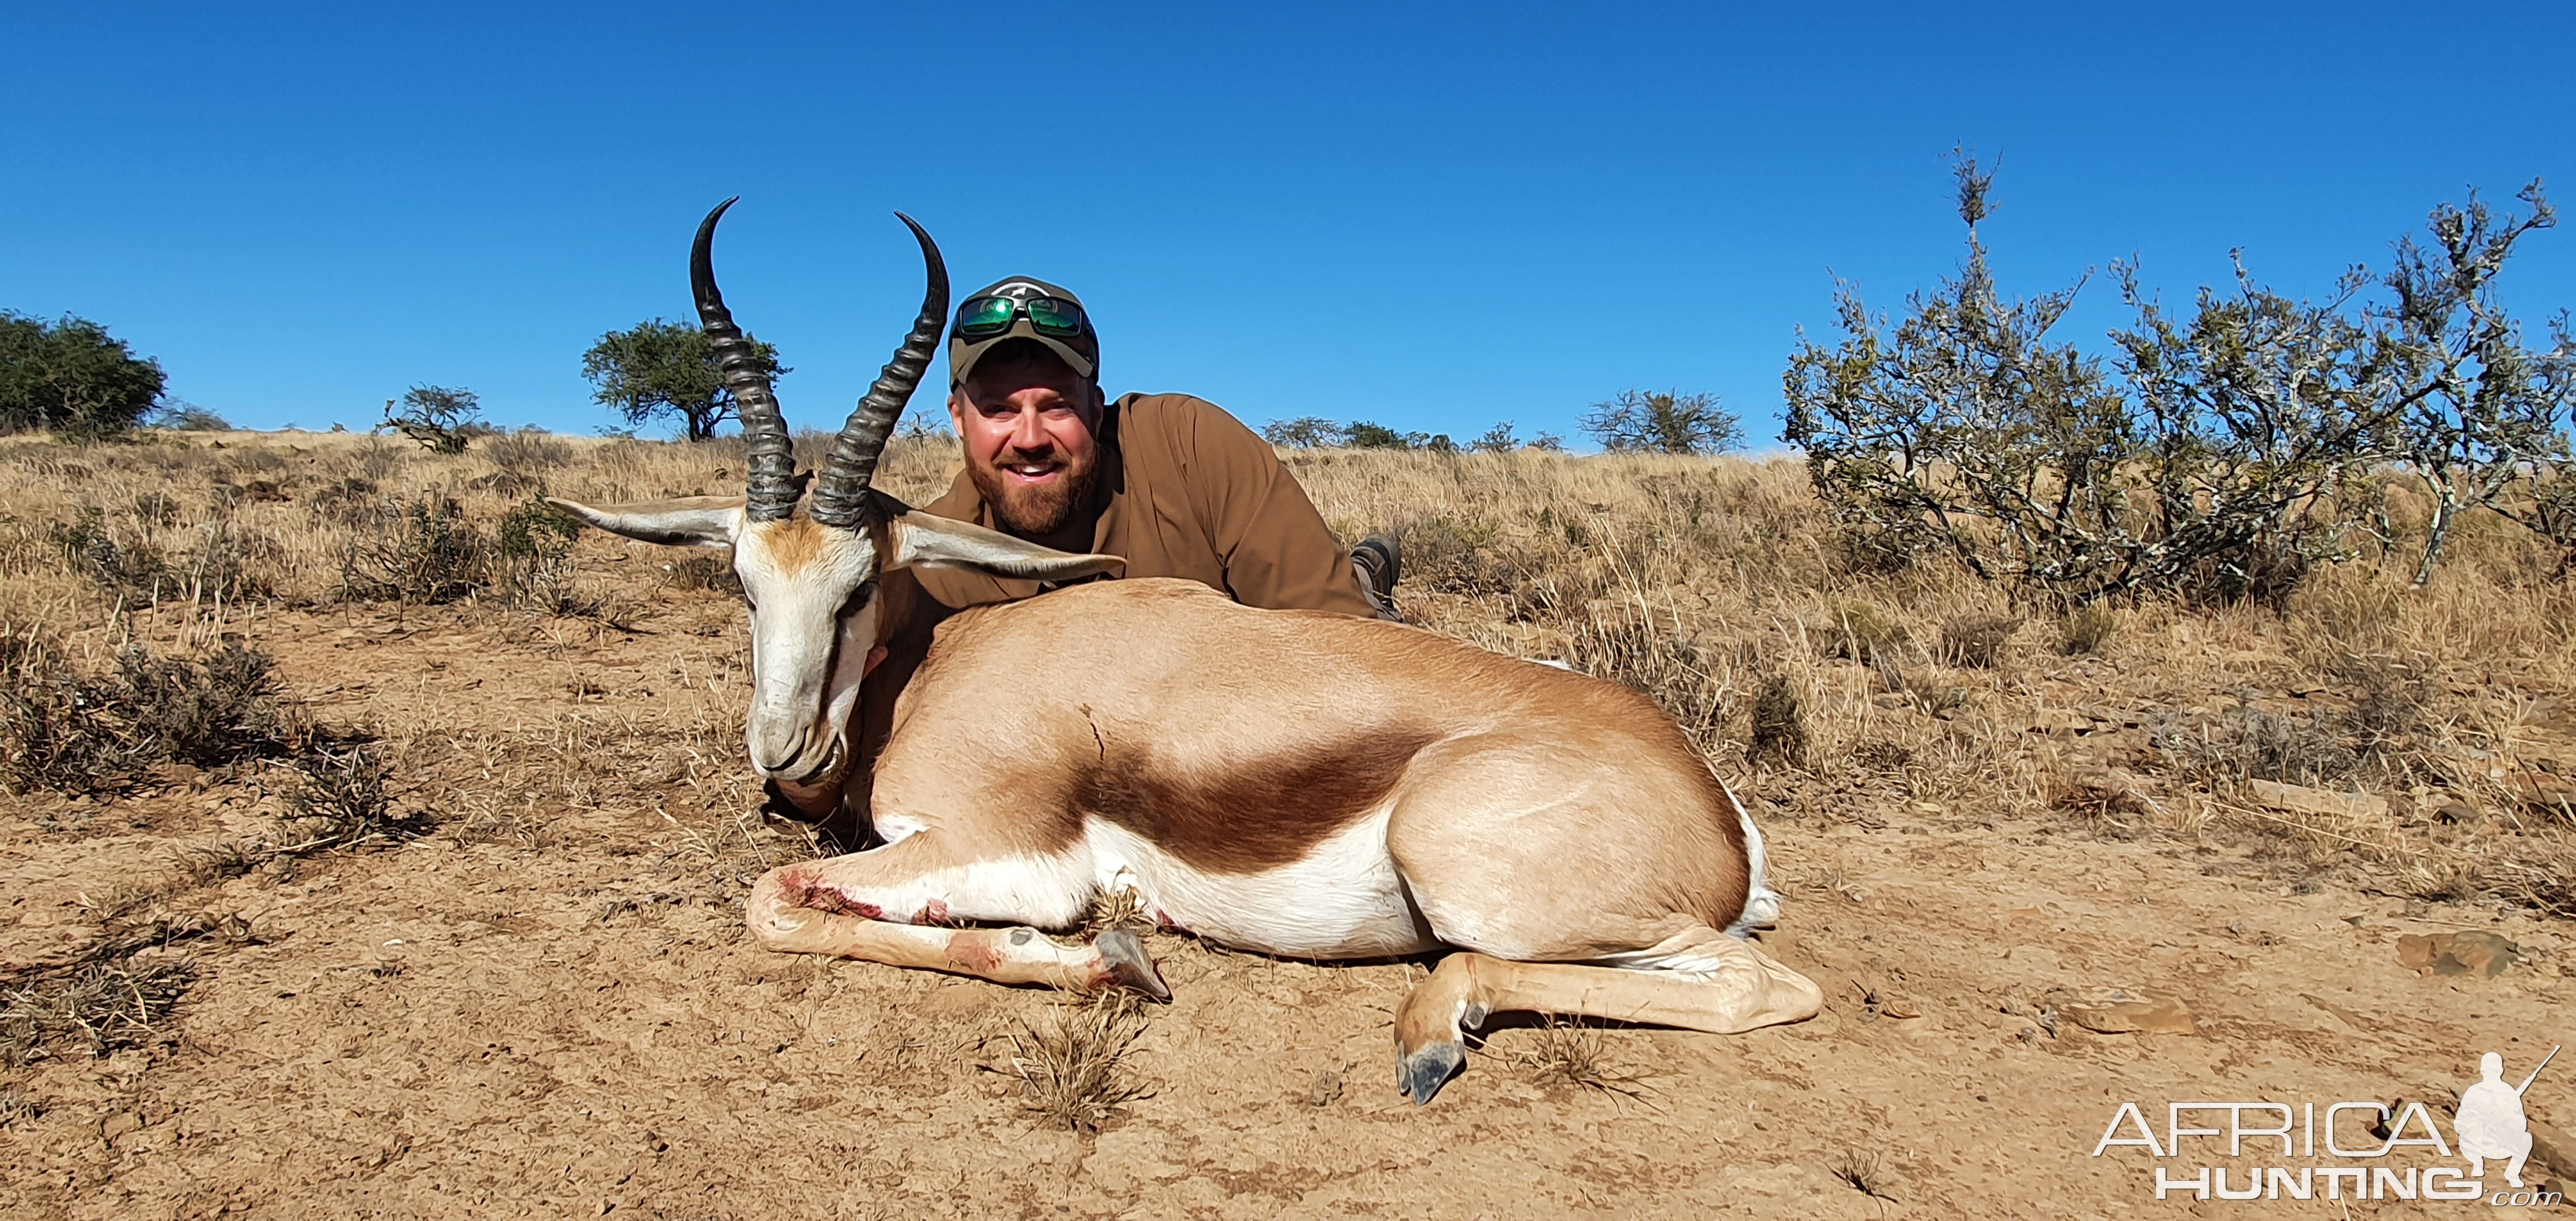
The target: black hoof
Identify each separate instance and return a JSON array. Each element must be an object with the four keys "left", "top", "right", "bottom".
[
  {"left": 1095, "top": 929, "right": 1171, "bottom": 1002},
  {"left": 1398, "top": 1042, "right": 1465, "bottom": 1106}
]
